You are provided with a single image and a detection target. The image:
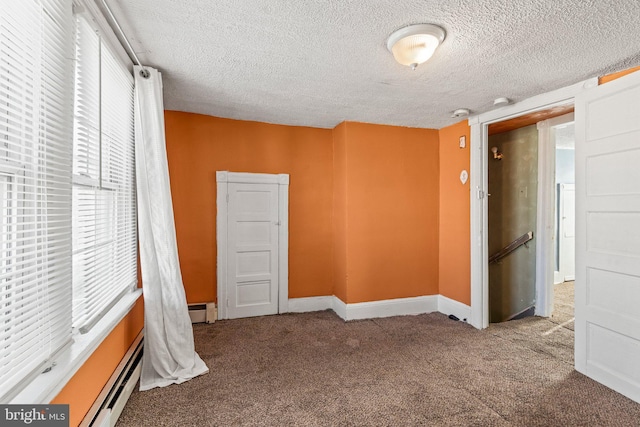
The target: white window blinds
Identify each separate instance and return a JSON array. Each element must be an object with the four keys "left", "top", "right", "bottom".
[
  {"left": 72, "top": 16, "right": 137, "bottom": 333},
  {"left": 0, "top": 0, "right": 75, "bottom": 401}
]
